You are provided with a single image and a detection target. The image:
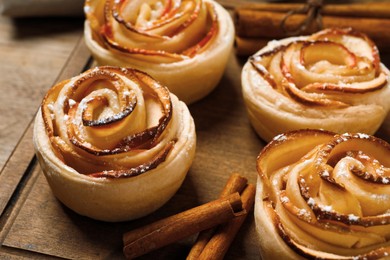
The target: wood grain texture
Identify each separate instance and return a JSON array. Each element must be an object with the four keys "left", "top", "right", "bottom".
[
  {"left": 0, "top": 4, "right": 389, "bottom": 259},
  {"left": 0, "top": 15, "right": 91, "bottom": 259},
  {"left": 0, "top": 21, "right": 91, "bottom": 220},
  {"left": 0, "top": 16, "right": 84, "bottom": 170}
]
